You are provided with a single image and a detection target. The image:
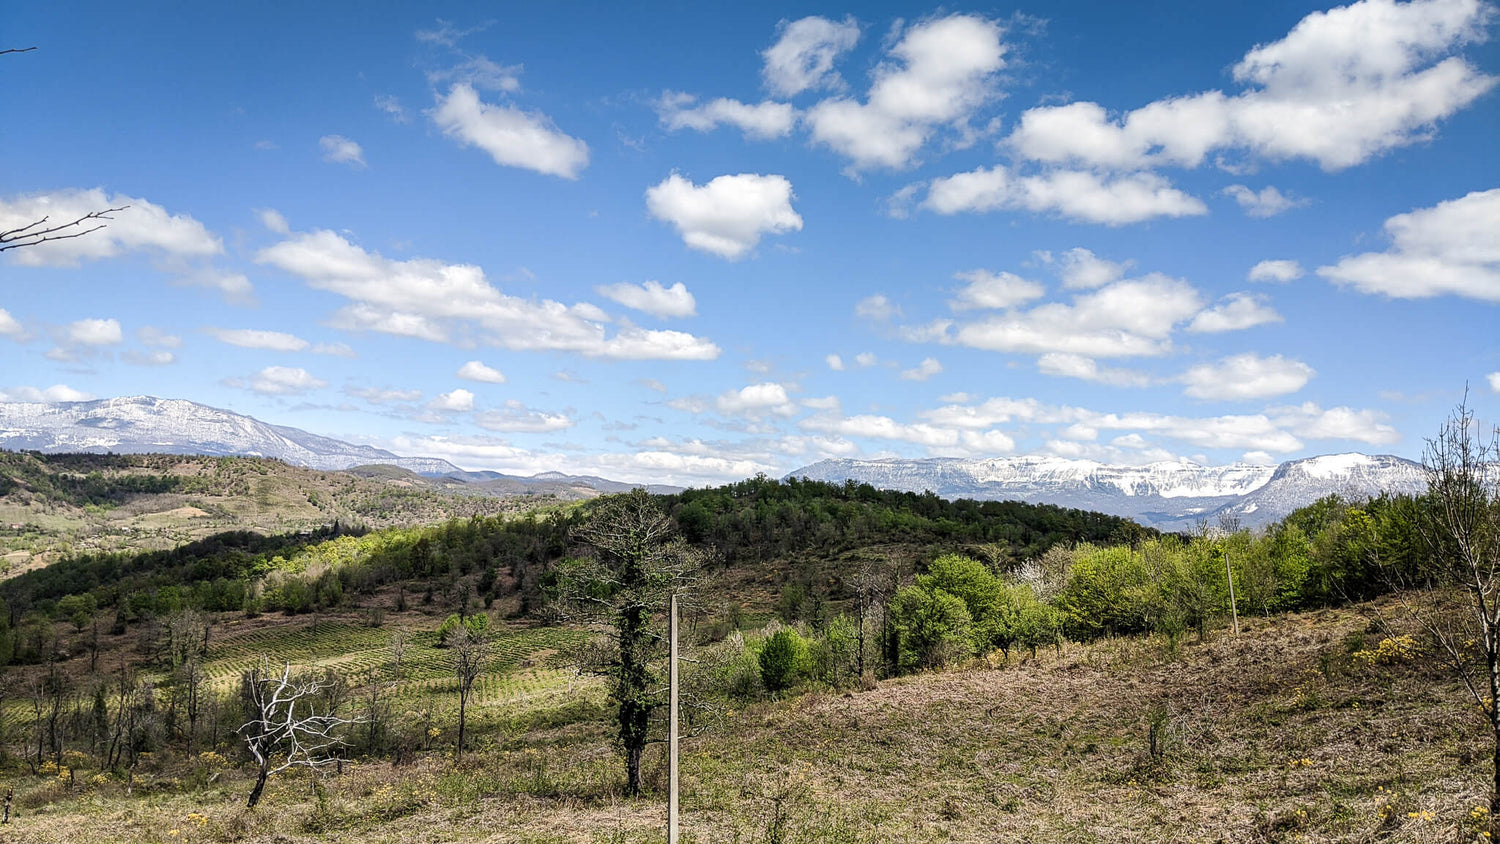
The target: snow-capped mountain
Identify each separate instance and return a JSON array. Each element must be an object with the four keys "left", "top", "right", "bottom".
[
  {"left": 786, "top": 453, "right": 1428, "bottom": 530},
  {"left": 0, "top": 396, "right": 462, "bottom": 474}
]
